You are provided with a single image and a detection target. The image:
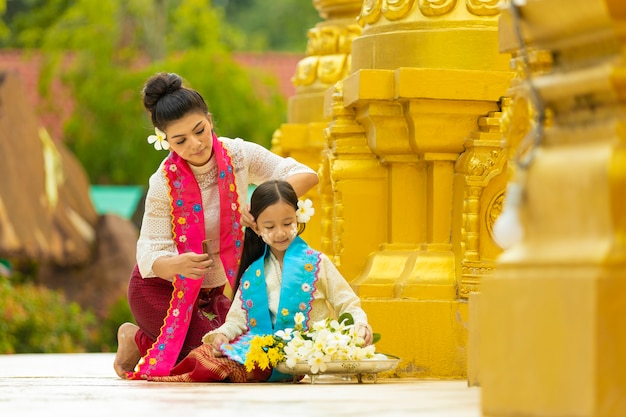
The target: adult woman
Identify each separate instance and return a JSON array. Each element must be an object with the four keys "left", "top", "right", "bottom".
[{"left": 113, "top": 72, "right": 318, "bottom": 379}]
